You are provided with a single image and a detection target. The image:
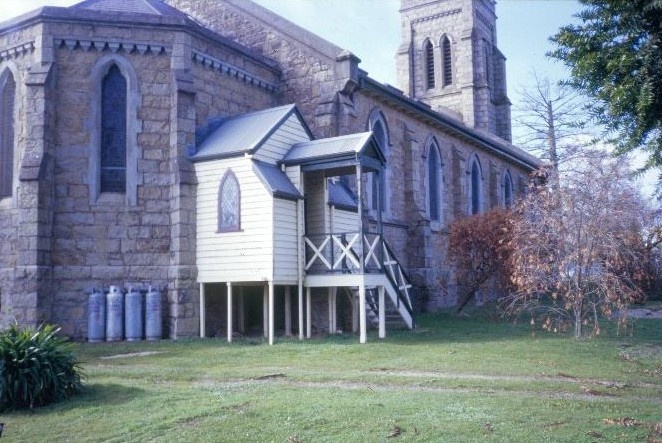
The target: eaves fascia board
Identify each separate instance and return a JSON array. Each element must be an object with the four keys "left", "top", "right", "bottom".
[
  {"left": 189, "top": 151, "right": 246, "bottom": 163},
  {"left": 0, "top": 7, "right": 281, "bottom": 74}
]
